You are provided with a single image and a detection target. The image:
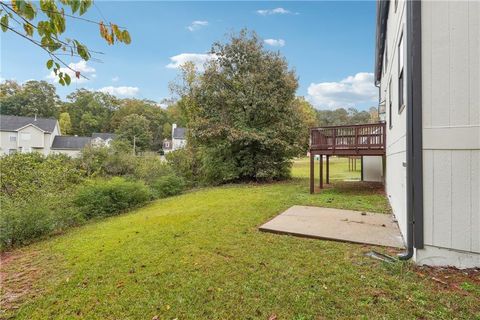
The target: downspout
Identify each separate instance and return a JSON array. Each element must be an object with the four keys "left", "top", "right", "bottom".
[{"left": 399, "top": 0, "right": 423, "bottom": 260}]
